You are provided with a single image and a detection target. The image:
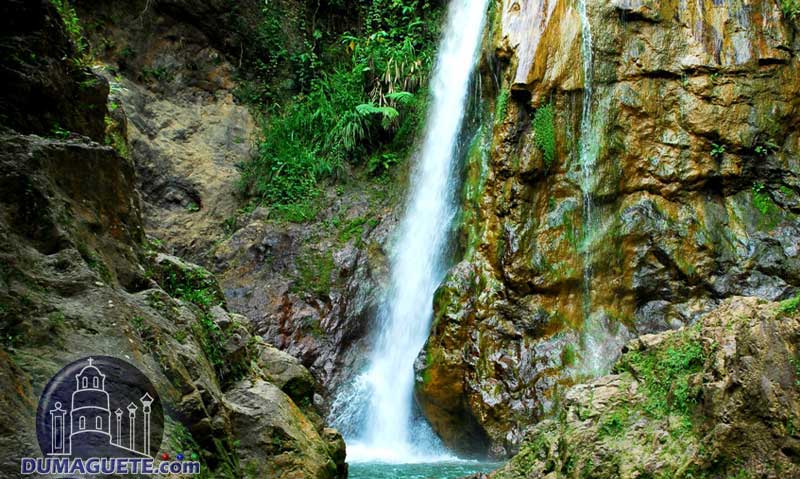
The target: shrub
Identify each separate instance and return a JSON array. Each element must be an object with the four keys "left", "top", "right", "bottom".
[
  {"left": 239, "top": 0, "right": 441, "bottom": 219},
  {"left": 49, "top": 0, "right": 91, "bottom": 65},
  {"left": 780, "top": 294, "right": 800, "bottom": 314}
]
